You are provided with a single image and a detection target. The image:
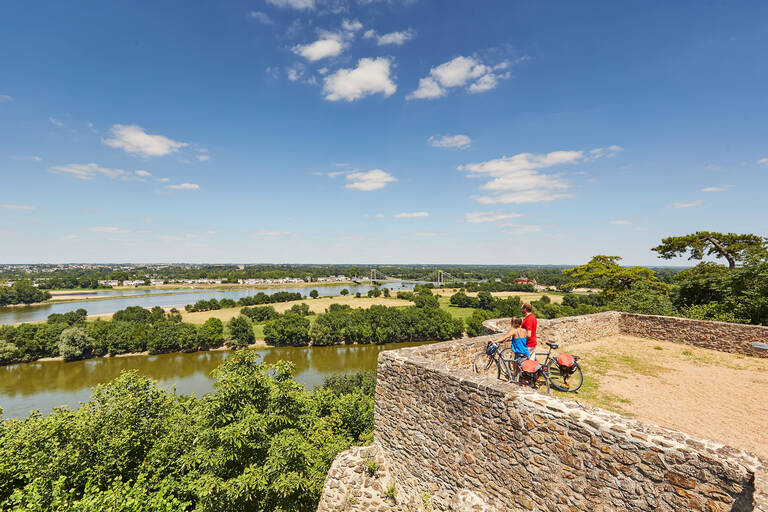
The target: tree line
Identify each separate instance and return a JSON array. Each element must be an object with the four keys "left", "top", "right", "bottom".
[
  {"left": 184, "top": 291, "right": 304, "bottom": 312},
  {"left": 0, "top": 281, "right": 52, "bottom": 306},
  {"left": 0, "top": 353, "right": 375, "bottom": 512}
]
